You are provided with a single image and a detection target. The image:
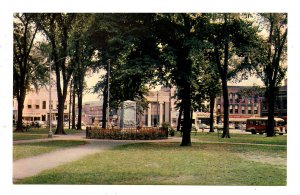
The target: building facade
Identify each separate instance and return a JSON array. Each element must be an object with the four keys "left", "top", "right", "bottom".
[
  {"left": 17, "top": 84, "right": 283, "bottom": 129},
  {"left": 260, "top": 84, "right": 287, "bottom": 120},
  {"left": 81, "top": 101, "right": 103, "bottom": 125},
  {"left": 13, "top": 87, "right": 70, "bottom": 123},
  {"left": 215, "top": 86, "right": 262, "bottom": 124},
  {"left": 139, "top": 87, "right": 175, "bottom": 127}
]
